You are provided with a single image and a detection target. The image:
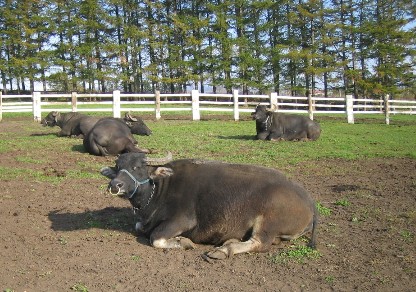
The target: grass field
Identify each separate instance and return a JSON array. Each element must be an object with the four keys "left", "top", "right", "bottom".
[
  {"left": 0, "top": 112, "right": 415, "bottom": 291},
  {"left": 1, "top": 112, "right": 416, "bottom": 166}
]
